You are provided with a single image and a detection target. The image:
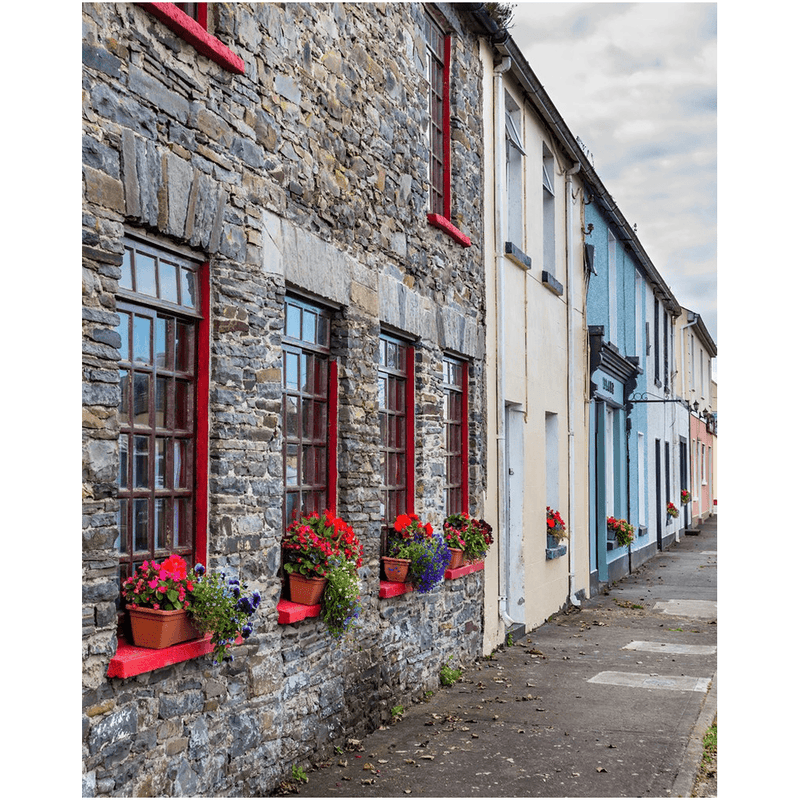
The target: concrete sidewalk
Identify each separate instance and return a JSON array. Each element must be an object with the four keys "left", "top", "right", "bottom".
[{"left": 289, "top": 517, "right": 717, "bottom": 798}]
